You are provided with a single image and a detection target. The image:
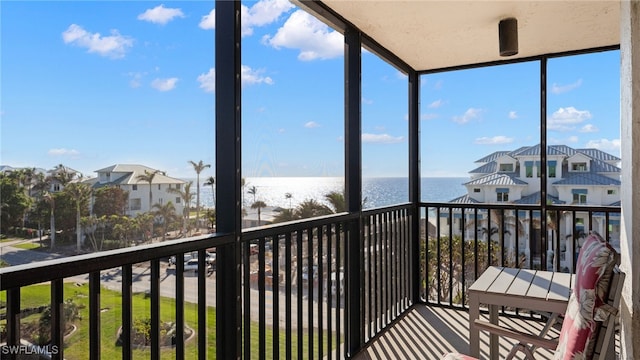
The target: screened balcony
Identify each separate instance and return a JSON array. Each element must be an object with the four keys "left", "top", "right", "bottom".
[{"left": 1, "top": 1, "right": 639, "bottom": 359}]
